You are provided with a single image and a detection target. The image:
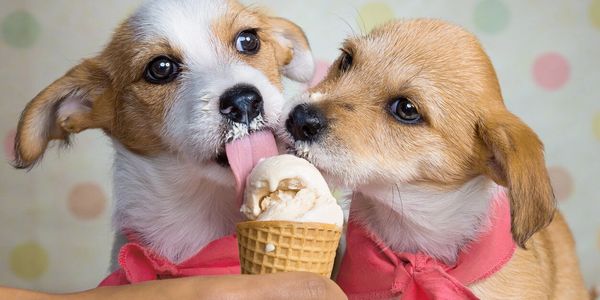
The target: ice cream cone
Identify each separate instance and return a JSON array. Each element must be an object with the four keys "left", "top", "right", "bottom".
[{"left": 236, "top": 221, "right": 341, "bottom": 277}]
